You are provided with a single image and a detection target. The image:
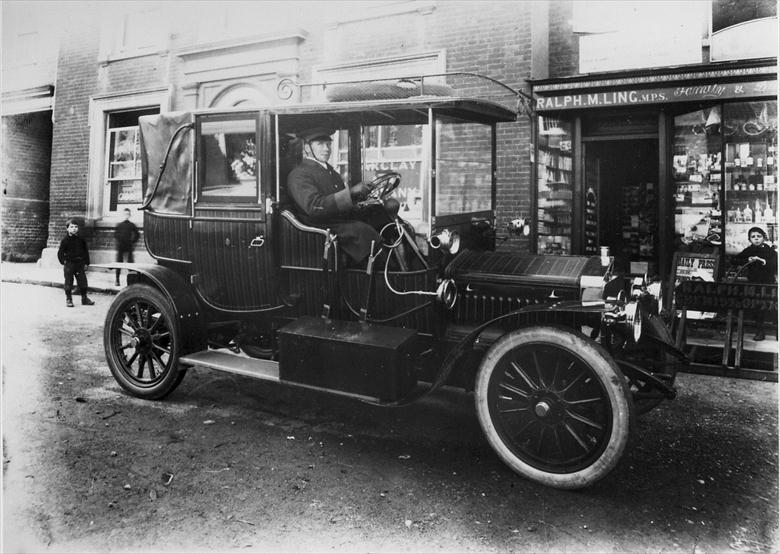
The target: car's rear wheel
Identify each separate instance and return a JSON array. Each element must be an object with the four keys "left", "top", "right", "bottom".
[
  {"left": 104, "top": 284, "right": 186, "bottom": 399},
  {"left": 475, "top": 326, "right": 634, "bottom": 490}
]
